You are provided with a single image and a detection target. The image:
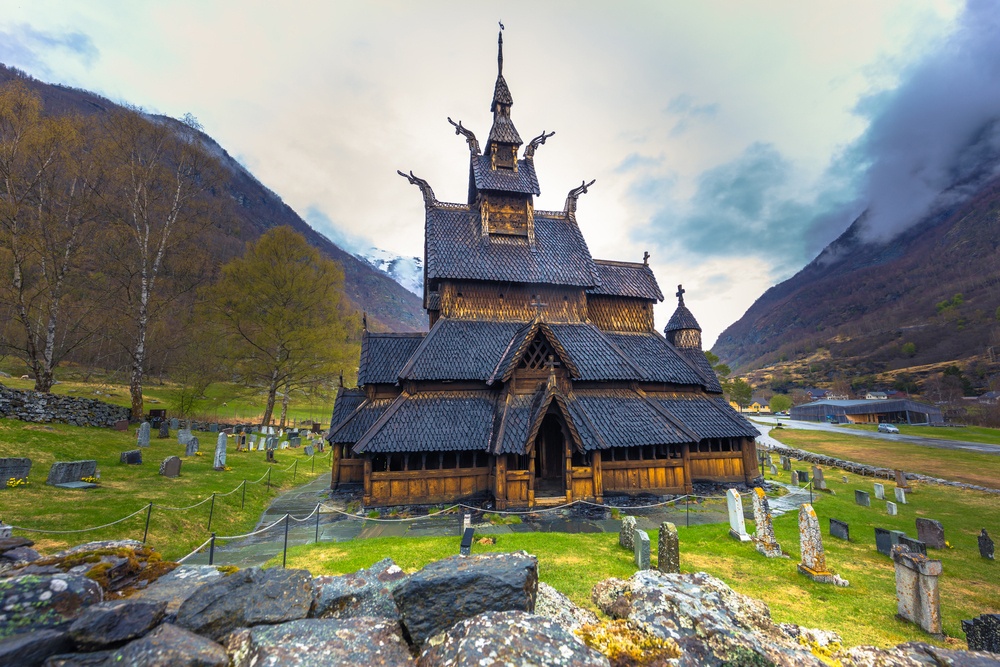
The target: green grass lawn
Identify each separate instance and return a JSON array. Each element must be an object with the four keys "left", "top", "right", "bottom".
[
  {"left": 275, "top": 469, "right": 998, "bottom": 650},
  {"left": 0, "top": 418, "right": 329, "bottom": 560},
  {"left": 773, "top": 429, "right": 1000, "bottom": 489},
  {"left": 839, "top": 423, "right": 1000, "bottom": 447}
]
